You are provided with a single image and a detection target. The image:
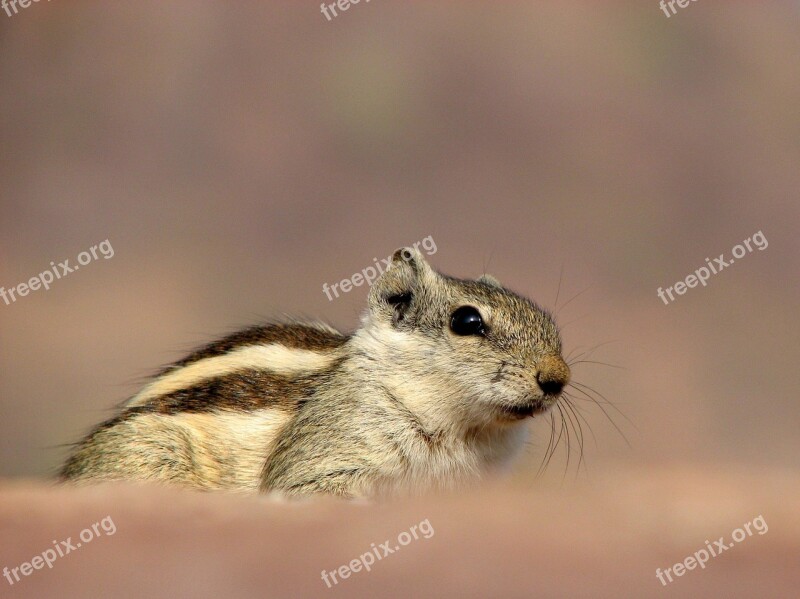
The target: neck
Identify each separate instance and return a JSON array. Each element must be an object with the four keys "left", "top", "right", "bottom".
[{"left": 347, "top": 323, "right": 495, "bottom": 441}]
